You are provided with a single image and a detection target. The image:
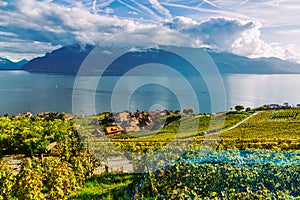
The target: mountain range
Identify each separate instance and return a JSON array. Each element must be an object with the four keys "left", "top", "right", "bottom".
[
  {"left": 0, "top": 58, "right": 28, "bottom": 70},
  {"left": 2, "top": 44, "right": 300, "bottom": 74}
]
